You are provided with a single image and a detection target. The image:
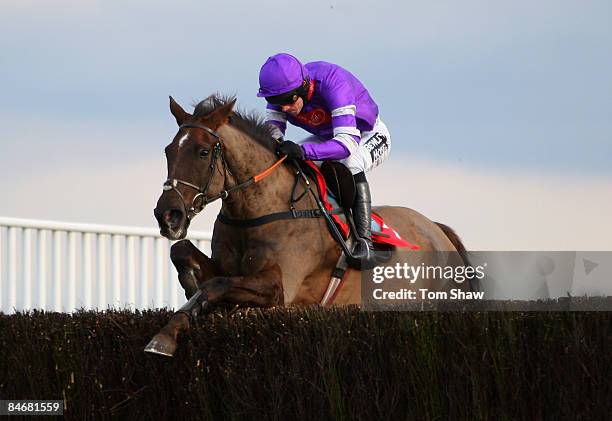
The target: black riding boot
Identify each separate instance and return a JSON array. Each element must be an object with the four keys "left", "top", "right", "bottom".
[{"left": 351, "top": 172, "right": 378, "bottom": 270}]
